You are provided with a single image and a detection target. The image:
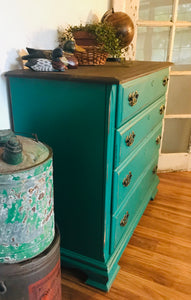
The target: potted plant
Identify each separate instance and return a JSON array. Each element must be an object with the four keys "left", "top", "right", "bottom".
[{"left": 57, "top": 22, "right": 124, "bottom": 65}]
